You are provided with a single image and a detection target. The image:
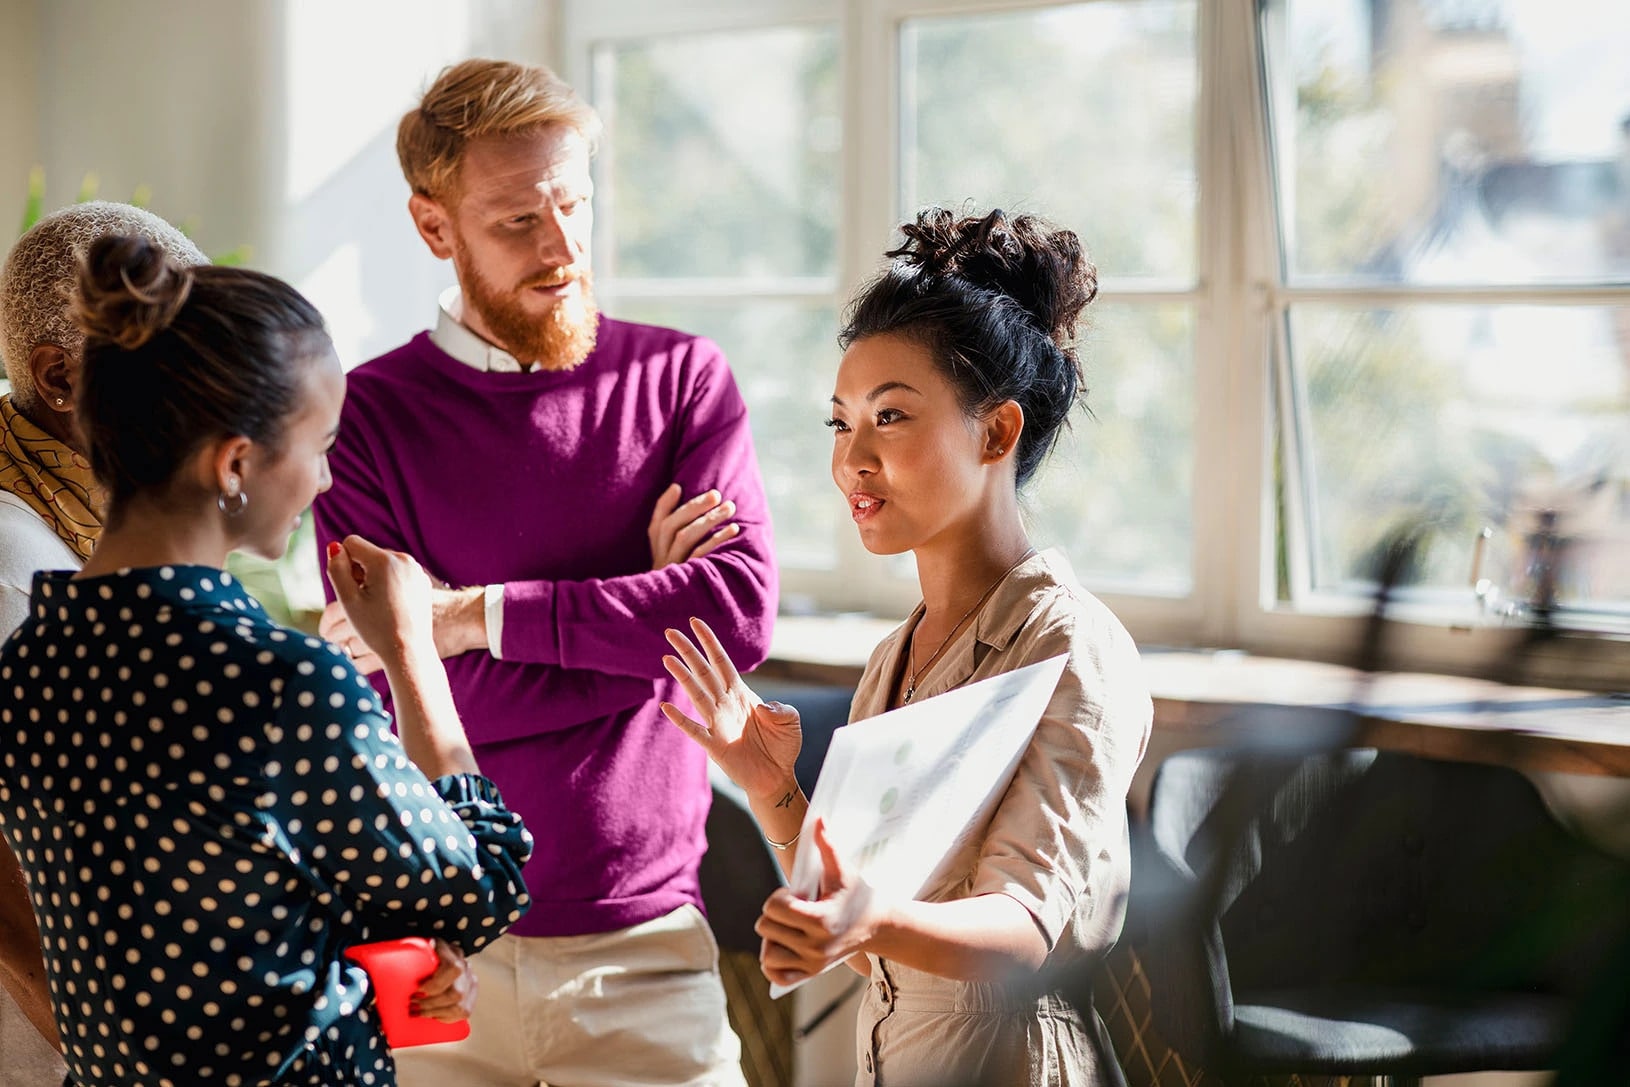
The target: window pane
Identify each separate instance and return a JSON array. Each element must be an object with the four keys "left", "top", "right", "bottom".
[
  {"left": 1027, "top": 304, "right": 1195, "bottom": 594},
  {"left": 901, "top": 1, "right": 1198, "bottom": 281},
  {"left": 592, "top": 26, "right": 840, "bottom": 279},
  {"left": 1290, "top": 304, "right": 1630, "bottom": 615},
  {"left": 607, "top": 299, "right": 842, "bottom": 570},
  {"left": 1265, "top": 0, "right": 1630, "bottom": 284}
]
